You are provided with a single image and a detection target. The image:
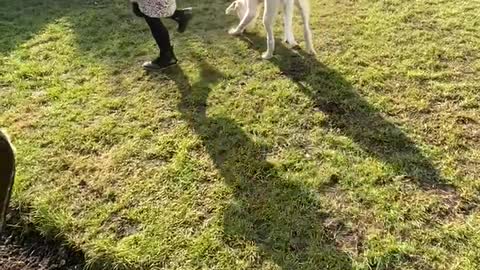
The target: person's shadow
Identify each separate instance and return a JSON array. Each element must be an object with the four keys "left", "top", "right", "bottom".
[
  {"left": 147, "top": 59, "right": 354, "bottom": 269},
  {"left": 147, "top": 28, "right": 456, "bottom": 267}
]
